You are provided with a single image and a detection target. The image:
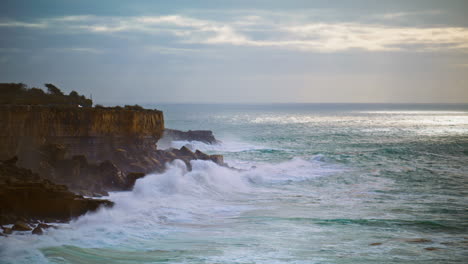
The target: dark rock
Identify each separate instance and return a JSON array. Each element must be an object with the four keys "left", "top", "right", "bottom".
[
  {"left": 97, "top": 160, "right": 127, "bottom": 190},
  {"left": 72, "top": 155, "right": 88, "bottom": 167},
  {"left": 194, "top": 150, "right": 210, "bottom": 160},
  {"left": 0, "top": 161, "right": 114, "bottom": 225},
  {"left": 2, "top": 227, "right": 12, "bottom": 234},
  {"left": 179, "top": 146, "right": 194, "bottom": 157},
  {"left": 209, "top": 155, "right": 224, "bottom": 165},
  {"left": 37, "top": 223, "right": 55, "bottom": 229},
  {"left": 12, "top": 221, "right": 32, "bottom": 231},
  {"left": 39, "top": 144, "right": 67, "bottom": 165},
  {"left": 162, "top": 129, "right": 219, "bottom": 144},
  {"left": 32, "top": 226, "right": 43, "bottom": 235},
  {"left": 4, "top": 156, "right": 18, "bottom": 166},
  {"left": 125, "top": 172, "right": 146, "bottom": 190}
]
